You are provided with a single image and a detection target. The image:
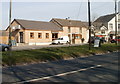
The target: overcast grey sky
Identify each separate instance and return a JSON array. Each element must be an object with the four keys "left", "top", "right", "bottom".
[{"left": 1, "top": 1, "right": 120, "bottom": 30}]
